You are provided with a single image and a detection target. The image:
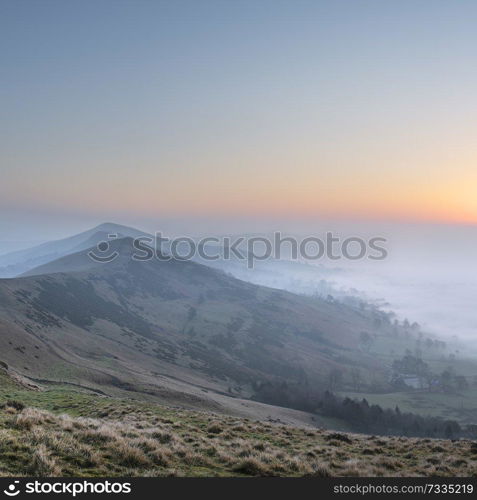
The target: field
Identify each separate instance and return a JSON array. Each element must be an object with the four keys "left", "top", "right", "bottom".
[
  {"left": 340, "top": 335, "right": 477, "bottom": 425},
  {"left": 1, "top": 381, "right": 477, "bottom": 477},
  {"left": 338, "top": 389, "right": 477, "bottom": 430}
]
